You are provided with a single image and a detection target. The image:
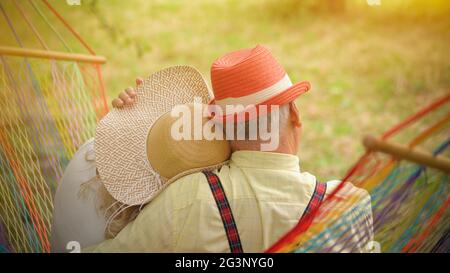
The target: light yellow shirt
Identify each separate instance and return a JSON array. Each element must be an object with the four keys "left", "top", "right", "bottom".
[{"left": 85, "top": 150, "right": 373, "bottom": 252}]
